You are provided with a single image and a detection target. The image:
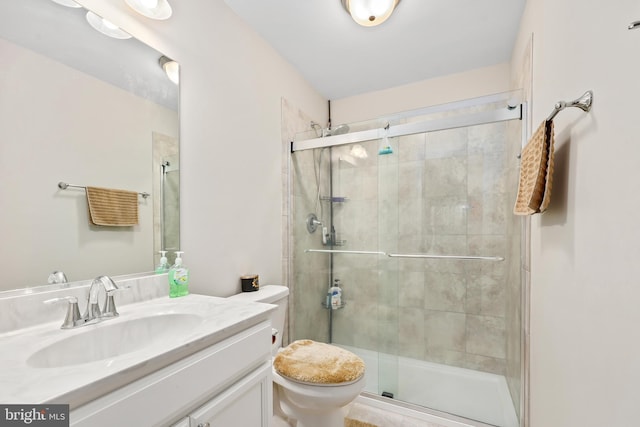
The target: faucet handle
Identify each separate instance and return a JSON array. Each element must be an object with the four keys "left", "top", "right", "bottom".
[
  {"left": 44, "top": 296, "right": 82, "bottom": 329},
  {"left": 102, "top": 285, "right": 131, "bottom": 318}
]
